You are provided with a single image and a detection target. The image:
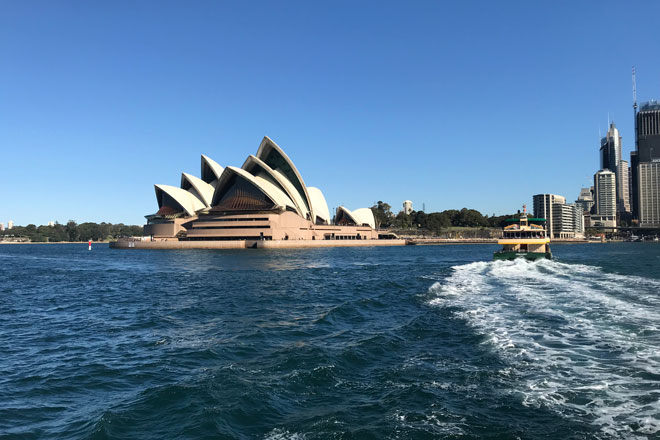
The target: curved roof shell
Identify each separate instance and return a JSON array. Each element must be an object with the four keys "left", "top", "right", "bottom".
[
  {"left": 352, "top": 208, "right": 376, "bottom": 229},
  {"left": 201, "top": 155, "right": 224, "bottom": 186},
  {"left": 181, "top": 173, "right": 215, "bottom": 207},
  {"left": 211, "top": 166, "right": 297, "bottom": 212},
  {"left": 335, "top": 206, "right": 375, "bottom": 229},
  {"left": 241, "top": 155, "right": 309, "bottom": 218},
  {"left": 255, "top": 137, "right": 314, "bottom": 221},
  {"left": 335, "top": 206, "right": 359, "bottom": 226},
  {"left": 307, "top": 187, "right": 330, "bottom": 224},
  {"left": 155, "top": 184, "right": 206, "bottom": 217}
]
